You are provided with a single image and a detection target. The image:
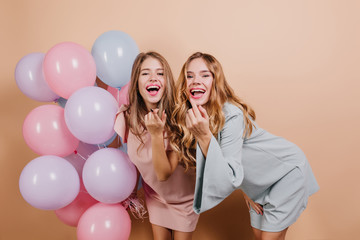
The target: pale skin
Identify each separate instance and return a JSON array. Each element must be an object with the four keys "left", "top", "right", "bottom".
[
  {"left": 139, "top": 57, "right": 193, "bottom": 240},
  {"left": 185, "top": 57, "right": 288, "bottom": 240}
]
